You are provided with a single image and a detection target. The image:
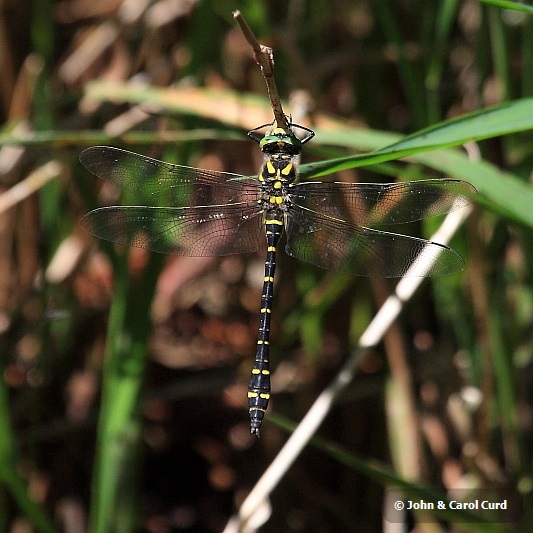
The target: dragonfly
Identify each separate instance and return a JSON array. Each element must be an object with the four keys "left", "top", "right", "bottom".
[{"left": 79, "top": 121, "right": 476, "bottom": 436}]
